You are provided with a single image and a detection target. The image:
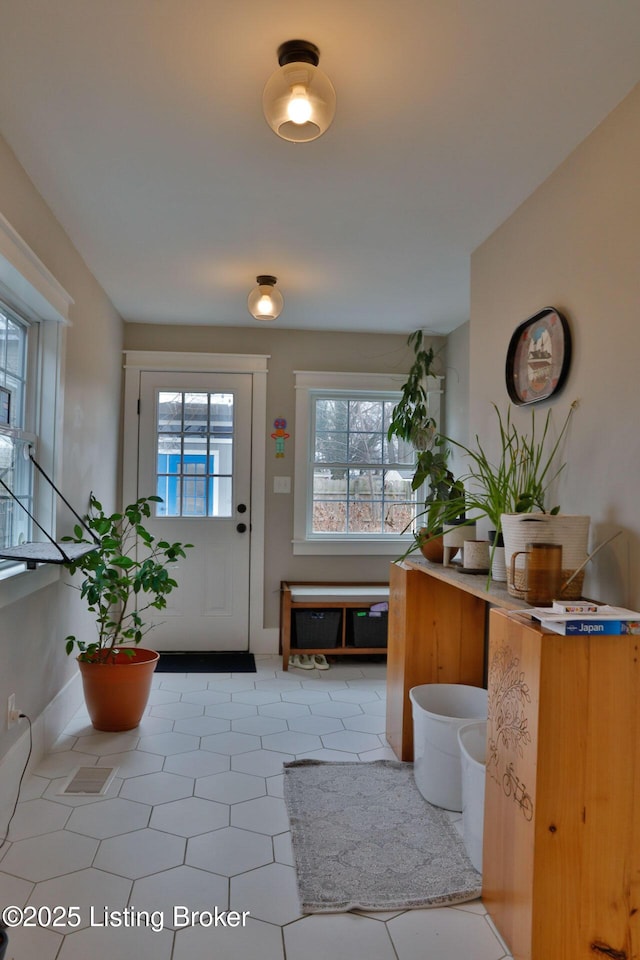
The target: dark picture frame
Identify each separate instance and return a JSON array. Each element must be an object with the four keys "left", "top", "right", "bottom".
[{"left": 505, "top": 307, "right": 572, "bottom": 405}]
